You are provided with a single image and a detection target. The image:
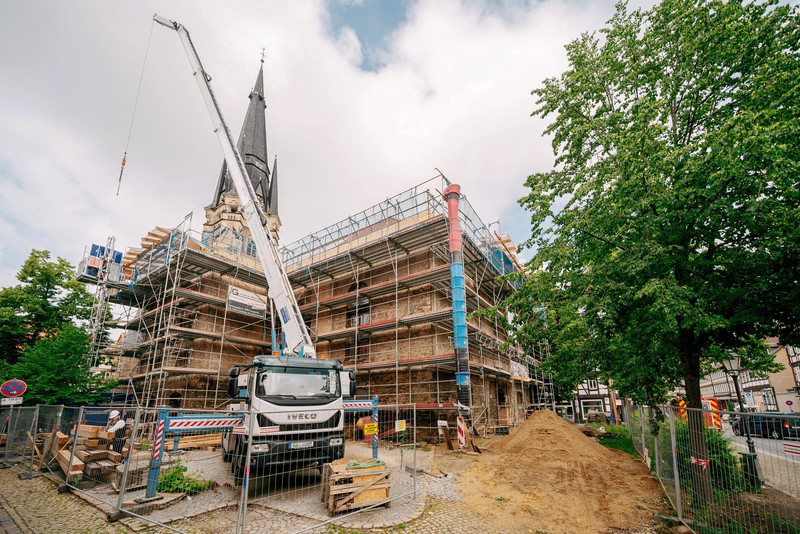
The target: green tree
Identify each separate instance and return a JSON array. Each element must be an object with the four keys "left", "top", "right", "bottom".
[
  {"left": 11, "top": 323, "right": 116, "bottom": 405},
  {"left": 503, "top": 0, "right": 799, "bottom": 503},
  {"left": 0, "top": 249, "right": 93, "bottom": 367}
]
